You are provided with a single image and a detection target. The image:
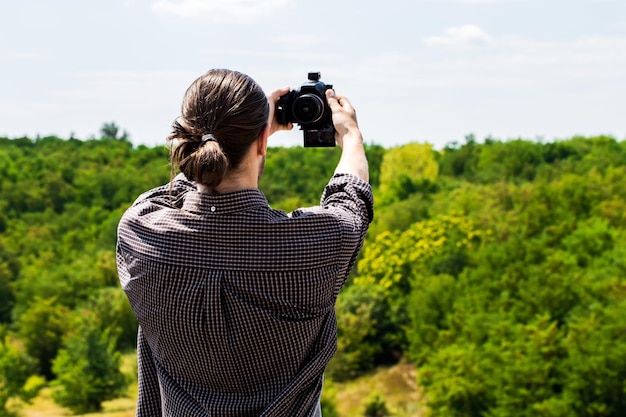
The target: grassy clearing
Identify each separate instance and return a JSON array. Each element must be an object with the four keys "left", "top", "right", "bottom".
[
  {"left": 20, "top": 387, "right": 135, "bottom": 417},
  {"left": 19, "top": 353, "right": 137, "bottom": 417},
  {"left": 334, "top": 361, "right": 426, "bottom": 417}
]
